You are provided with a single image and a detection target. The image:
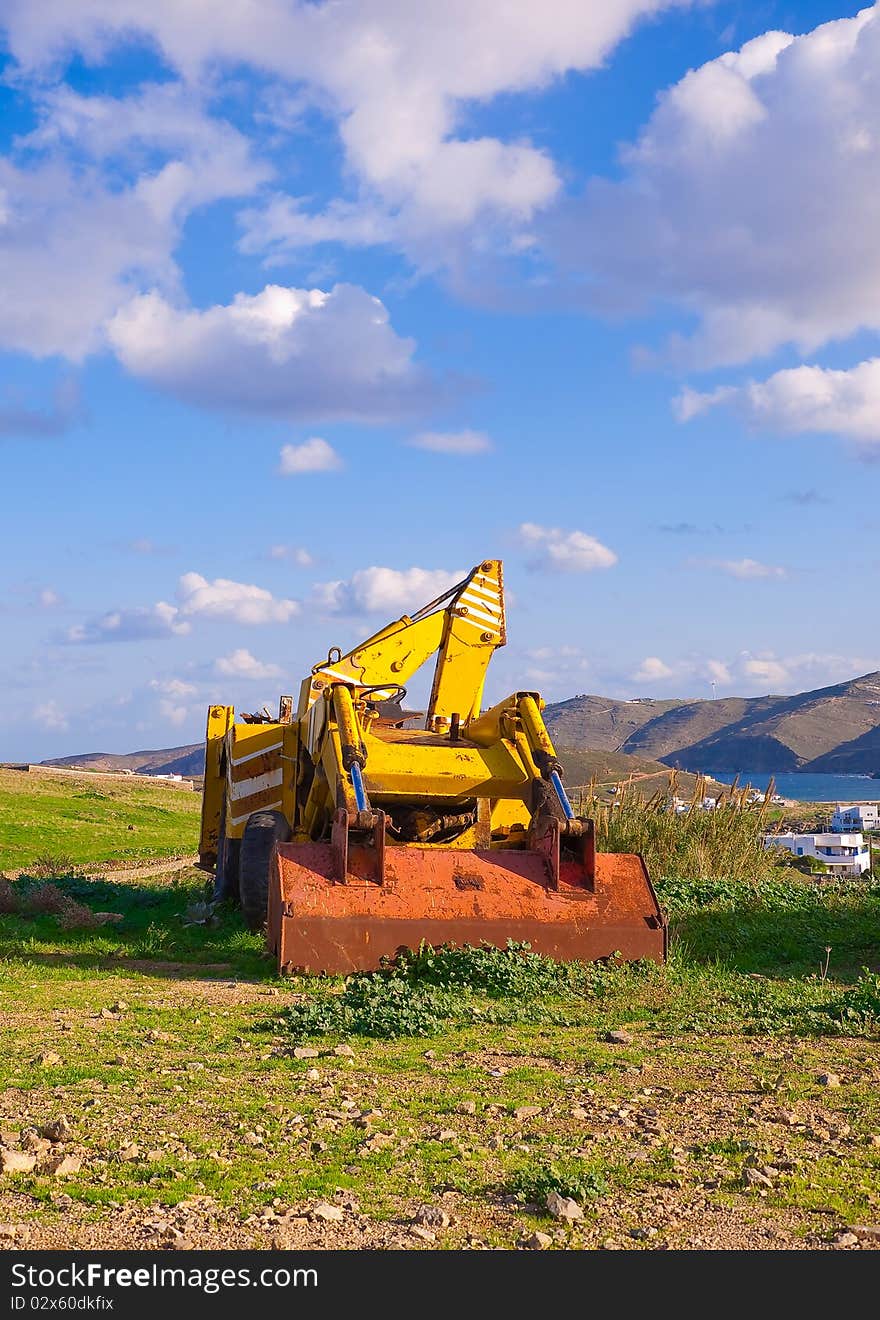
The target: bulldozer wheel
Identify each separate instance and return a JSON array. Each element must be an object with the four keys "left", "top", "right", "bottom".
[
  {"left": 239, "top": 810, "right": 291, "bottom": 931},
  {"left": 212, "top": 813, "right": 241, "bottom": 904}
]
